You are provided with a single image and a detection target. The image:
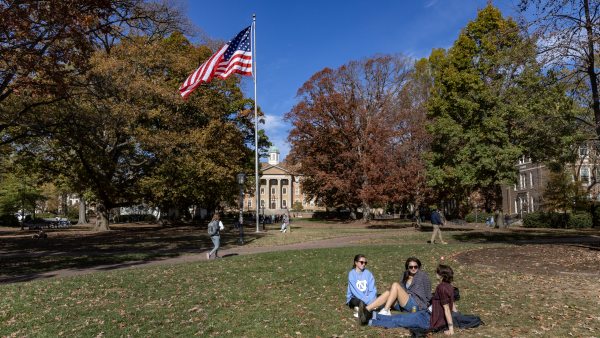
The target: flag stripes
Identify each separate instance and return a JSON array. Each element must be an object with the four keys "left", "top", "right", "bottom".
[{"left": 179, "top": 26, "right": 252, "bottom": 99}]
